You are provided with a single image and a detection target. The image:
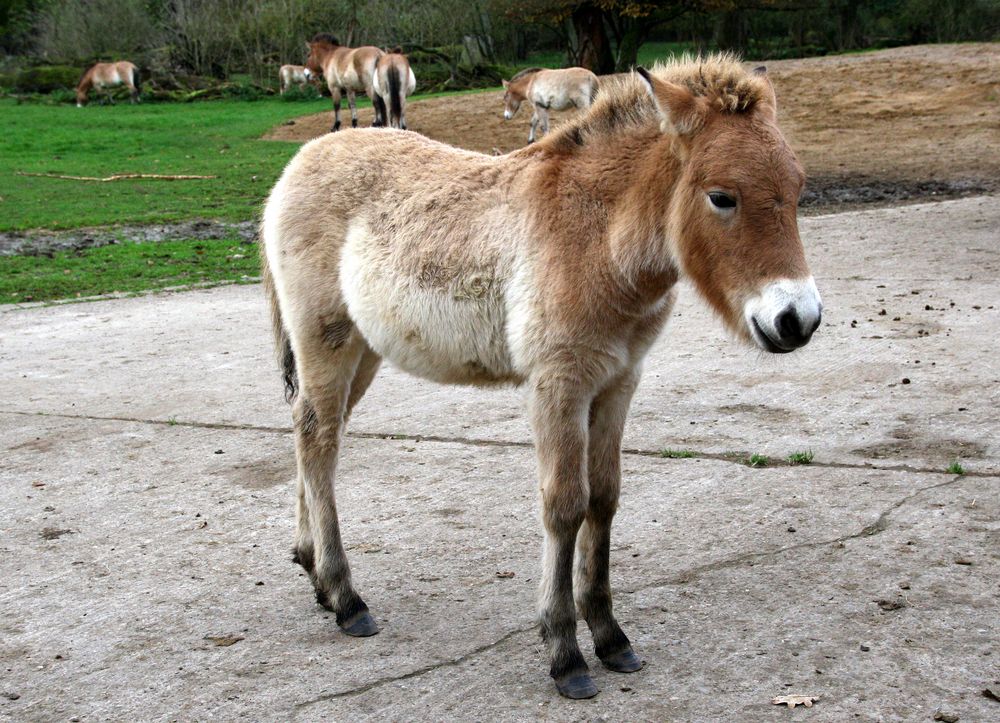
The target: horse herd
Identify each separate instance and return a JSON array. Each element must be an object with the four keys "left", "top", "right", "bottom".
[{"left": 75, "top": 34, "right": 603, "bottom": 144}]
